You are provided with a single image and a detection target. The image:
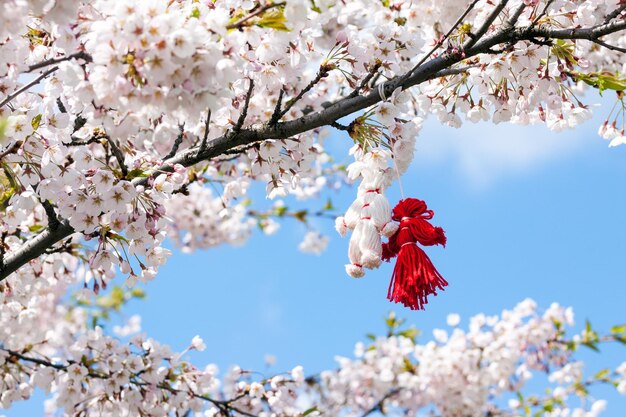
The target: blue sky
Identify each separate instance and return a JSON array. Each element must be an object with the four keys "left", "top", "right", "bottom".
[{"left": 5, "top": 104, "right": 626, "bottom": 415}]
